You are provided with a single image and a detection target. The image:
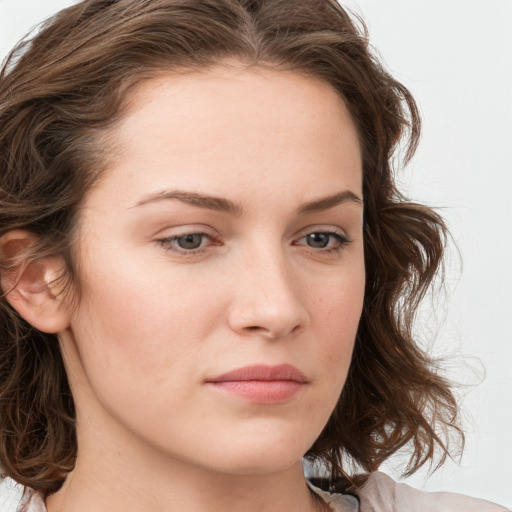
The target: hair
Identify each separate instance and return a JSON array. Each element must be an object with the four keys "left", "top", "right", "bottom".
[{"left": 0, "top": 0, "right": 462, "bottom": 495}]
